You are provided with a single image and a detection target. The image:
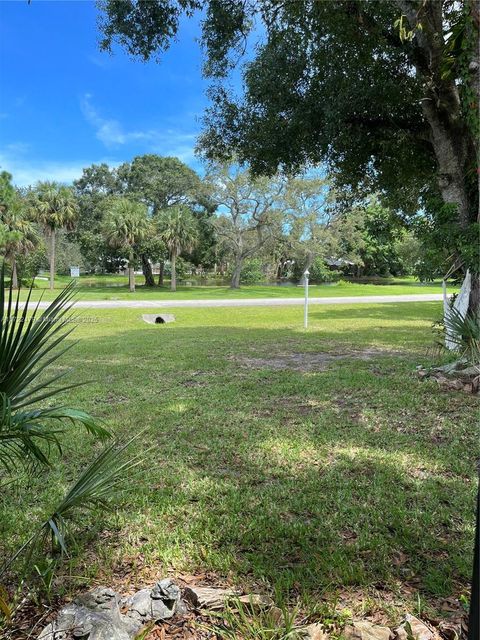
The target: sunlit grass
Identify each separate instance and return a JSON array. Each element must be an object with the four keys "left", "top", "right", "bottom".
[
  {"left": 1, "top": 301, "right": 476, "bottom": 629},
  {"left": 18, "top": 274, "right": 458, "bottom": 301}
]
